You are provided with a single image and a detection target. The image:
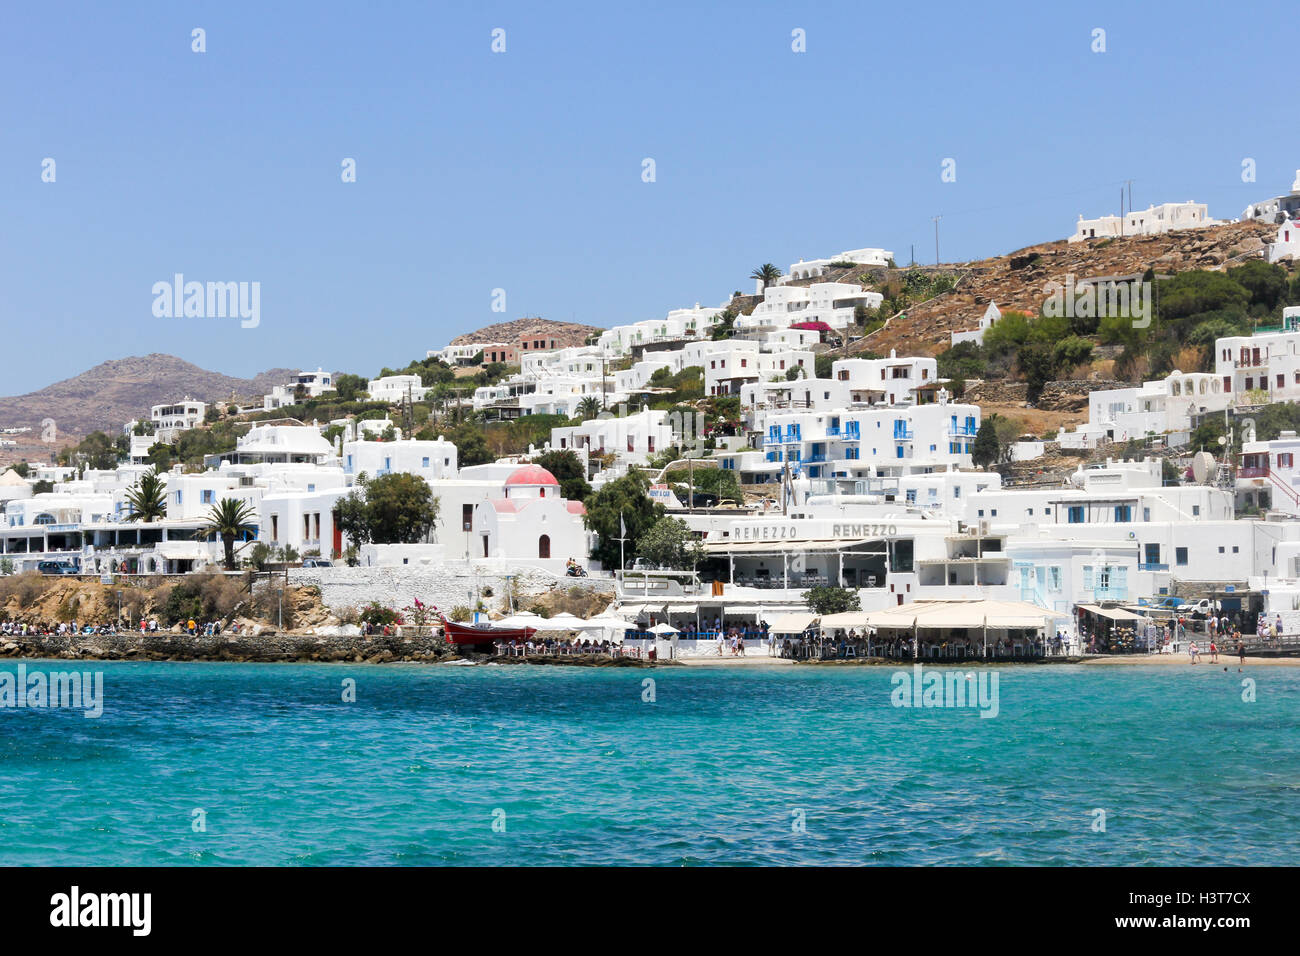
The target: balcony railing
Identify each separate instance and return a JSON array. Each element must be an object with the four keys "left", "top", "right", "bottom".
[
  {"left": 1138, "top": 563, "right": 1170, "bottom": 572},
  {"left": 1239, "top": 466, "right": 1270, "bottom": 479}
]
